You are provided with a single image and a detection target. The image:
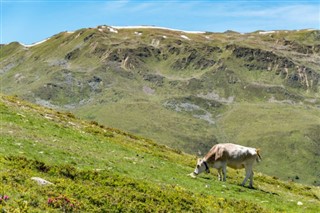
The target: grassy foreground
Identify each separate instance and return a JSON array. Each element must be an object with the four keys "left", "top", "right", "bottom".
[{"left": 0, "top": 94, "right": 319, "bottom": 212}]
